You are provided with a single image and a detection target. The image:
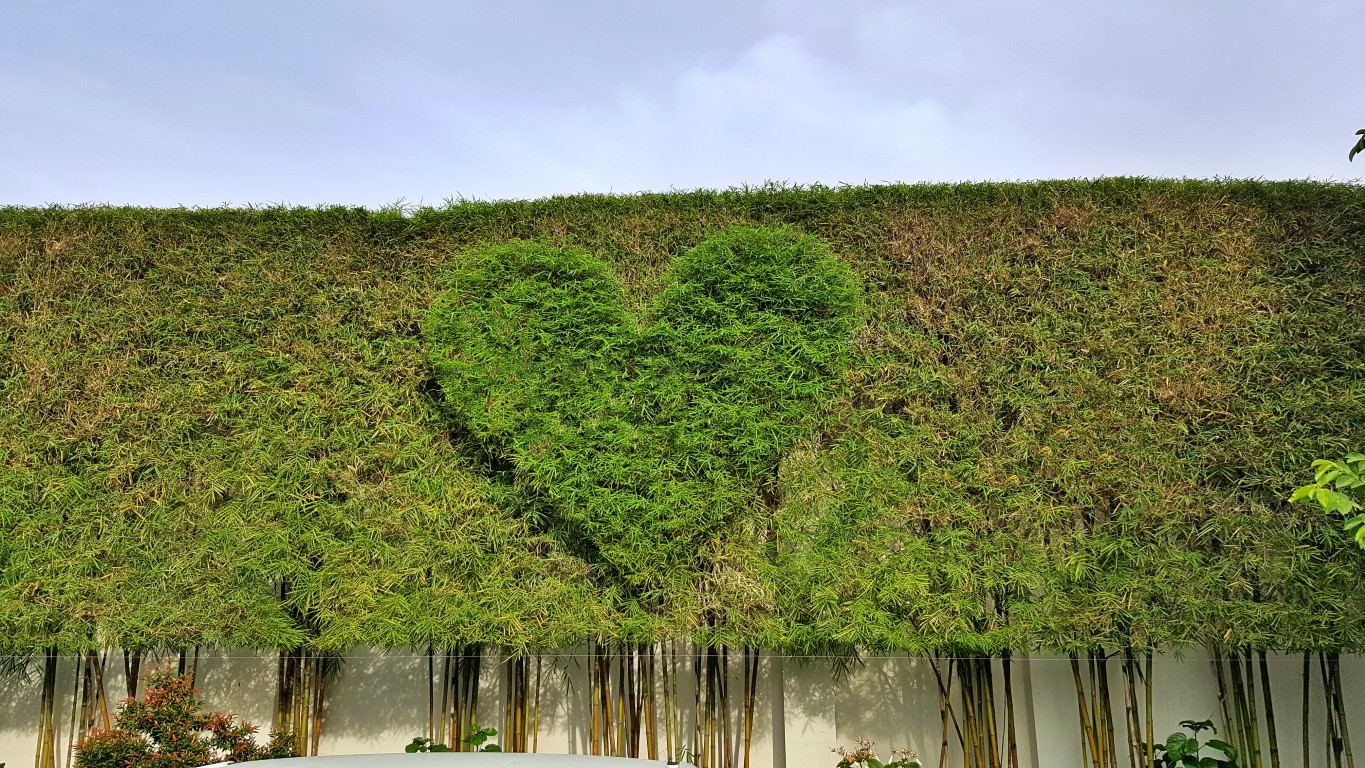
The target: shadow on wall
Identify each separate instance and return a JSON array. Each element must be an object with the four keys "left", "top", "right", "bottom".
[{"left": 829, "top": 655, "right": 949, "bottom": 756}]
